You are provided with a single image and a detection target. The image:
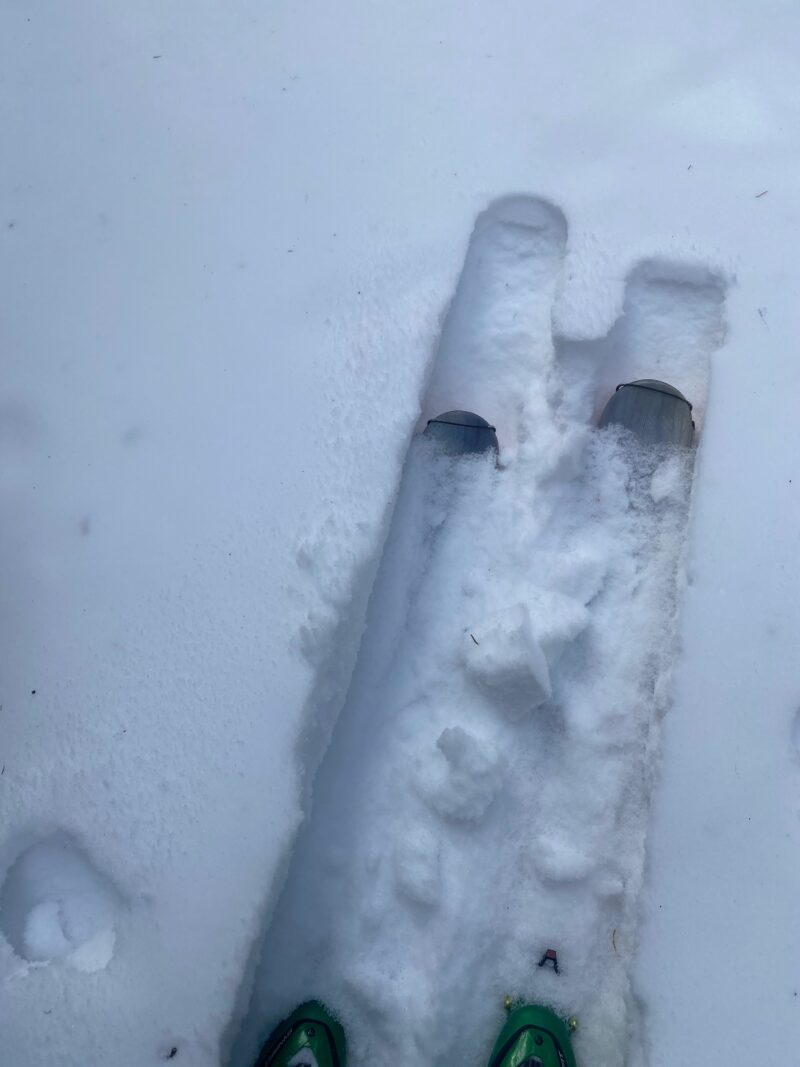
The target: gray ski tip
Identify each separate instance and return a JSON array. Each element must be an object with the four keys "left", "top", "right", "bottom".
[
  {"left": 424, "top": 410, "right": 499, "bottom": 455},
  {"left": 599, "top": 379, "right": 695, "bottom": 448}
]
